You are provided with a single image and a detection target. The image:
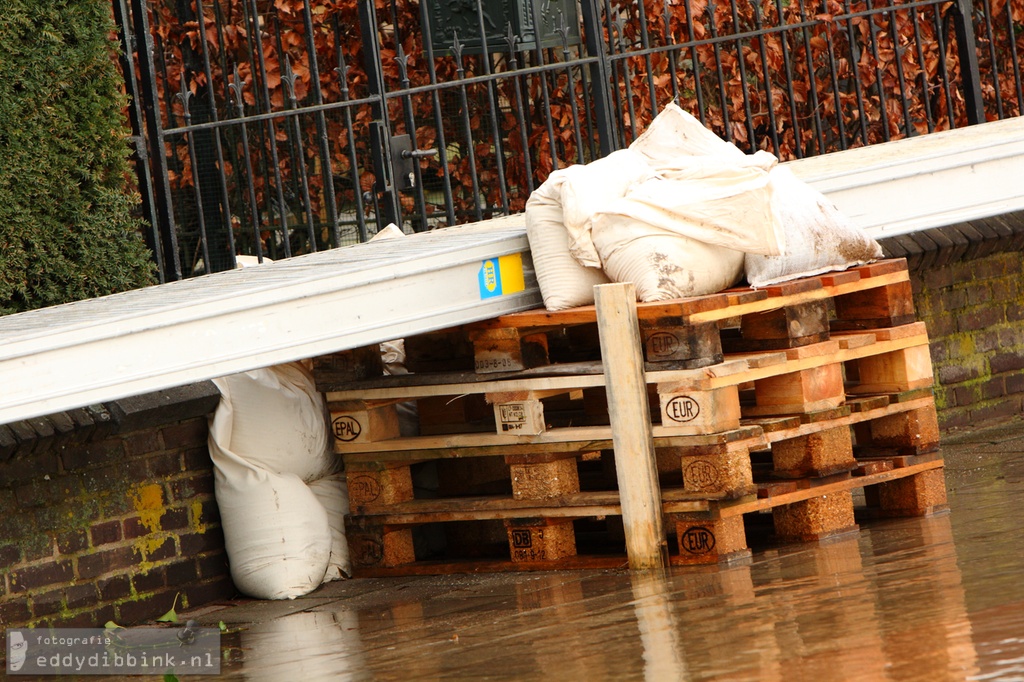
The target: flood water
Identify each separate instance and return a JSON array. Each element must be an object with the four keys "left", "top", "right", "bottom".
[{"left": 128, "top": 420, "right": 1024, "bottom": 680}]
